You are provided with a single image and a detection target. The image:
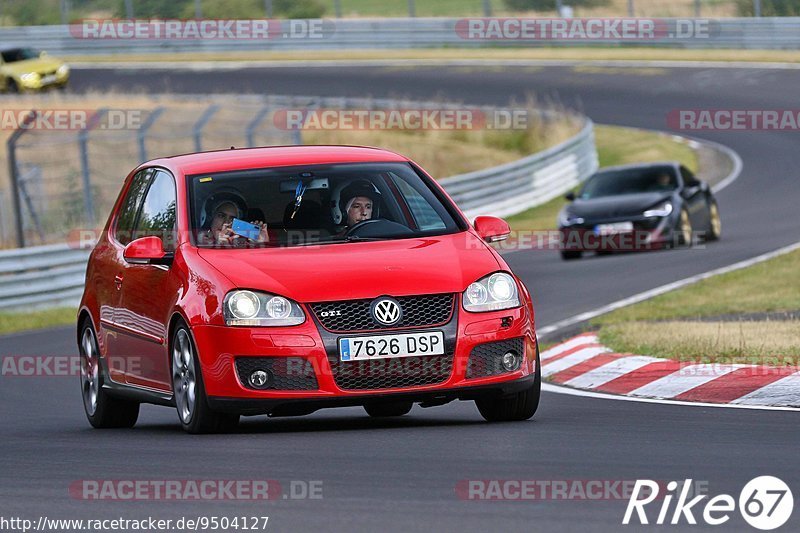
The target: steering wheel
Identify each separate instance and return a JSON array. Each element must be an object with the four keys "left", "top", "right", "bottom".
[{"left": 342, "top": 219, "right": 381, "bottom": 238}]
